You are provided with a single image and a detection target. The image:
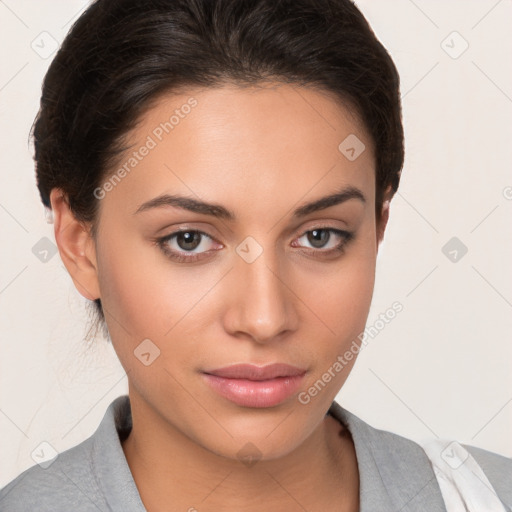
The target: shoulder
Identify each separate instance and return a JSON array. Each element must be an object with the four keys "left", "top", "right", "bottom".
[
  {"left": 329, "top": 401, "right": 512, "bottom": 511},
  {"left": 0, "top": 435, "right": 107, "bottom": 511},
  {"left": 329, "top": 402, "right": 448, "bottom": 511},
  {"left": 0, "top": 395, "right": 139, "bottom": 512}
]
